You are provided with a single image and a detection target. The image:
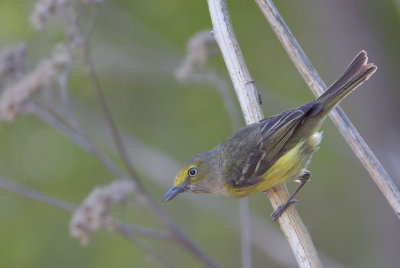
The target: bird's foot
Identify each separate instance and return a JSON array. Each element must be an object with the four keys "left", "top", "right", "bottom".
[{"left": 271, "top": 199, "right": 298, "bottom": 221}]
